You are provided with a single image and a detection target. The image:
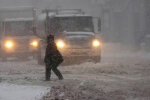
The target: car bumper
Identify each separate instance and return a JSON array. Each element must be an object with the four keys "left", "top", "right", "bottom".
[
  {"left": 59, "top": 48, "right": 101, "bottom": 57},
  {"left": 1, "top": 48, "right": 38, "bottom": 56}
]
